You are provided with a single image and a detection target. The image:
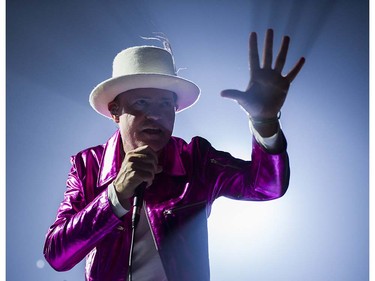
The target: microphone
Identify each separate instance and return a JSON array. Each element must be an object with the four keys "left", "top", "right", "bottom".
[
  {"left": 129, "top": 182, "right": 147, "bottom": 281},
  {"left": 131, "top": 182, "right": 147, "bottom": 229}
]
